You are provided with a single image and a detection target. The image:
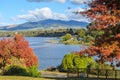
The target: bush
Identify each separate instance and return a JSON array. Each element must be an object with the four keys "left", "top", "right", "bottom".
[
  {"left": 27, "top": 66, "right": 41, "bottom": 77},
  {"left": 88, "top": 64, "right": 114, "bottom": 76},
  {"left": 61, "top": 53, "right": 96, "bottom": 73},
  {"left": 4, "top": 65, "right": 28, "bottom": 76},
  {"left": 57, "top": 65, "right": 66, "bottom": 72},
  {"left": 46, "top": 66, "right": 56, "bottom": 71},
  {"left": 3, "top": 65, "right": 41, "bottom": 77},
  {"left": 61, "top": 54, "right": 77, "bottom": 71},
  {"left": 62, "top": 33, "right": 72, "bottom": 41}
]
